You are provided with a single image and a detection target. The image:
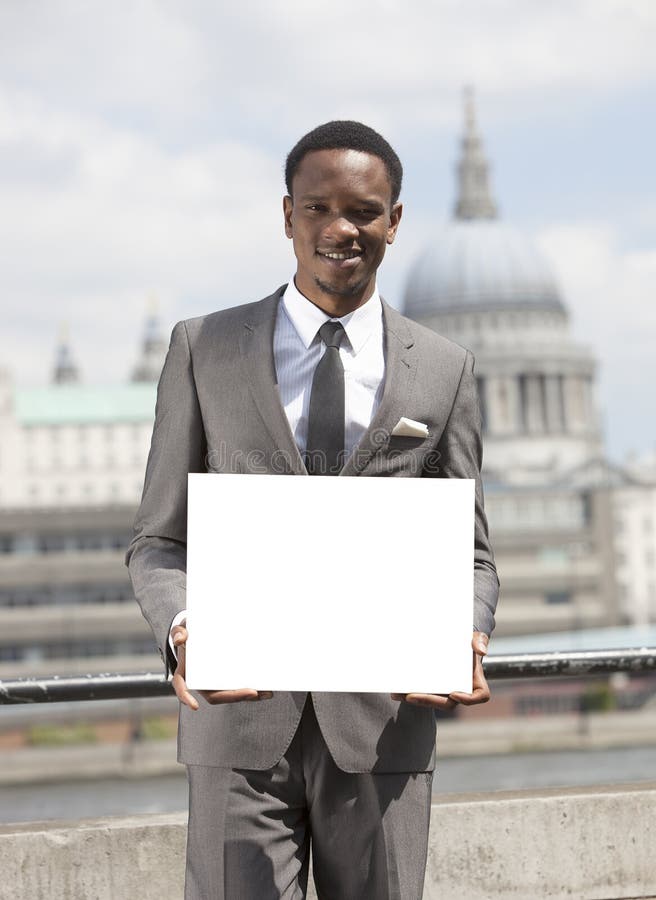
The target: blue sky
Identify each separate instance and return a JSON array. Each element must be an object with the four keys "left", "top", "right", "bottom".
[{"left": 1, "top": 0, "right": 654, "bottom": 461}]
